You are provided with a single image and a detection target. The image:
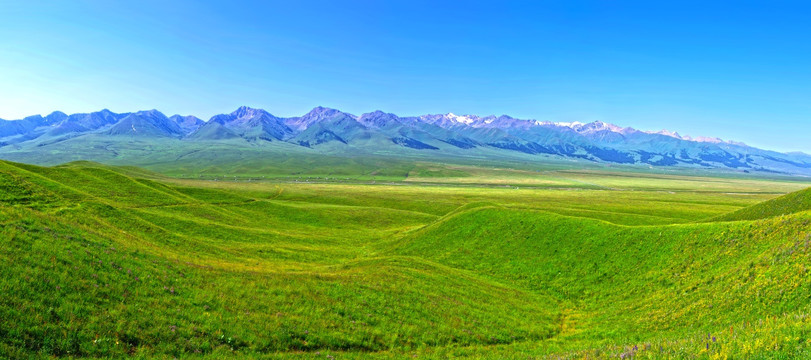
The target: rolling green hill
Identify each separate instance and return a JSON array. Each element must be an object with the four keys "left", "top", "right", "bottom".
[
  {"left": 395, "top": 206, "right": 811, "bottom": 357},
  {"left": 1, "top": 159, "right": 810, "bottom": 358},
  {"left": 712, "top": 187, "right": 811, "bottom": 222}
]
